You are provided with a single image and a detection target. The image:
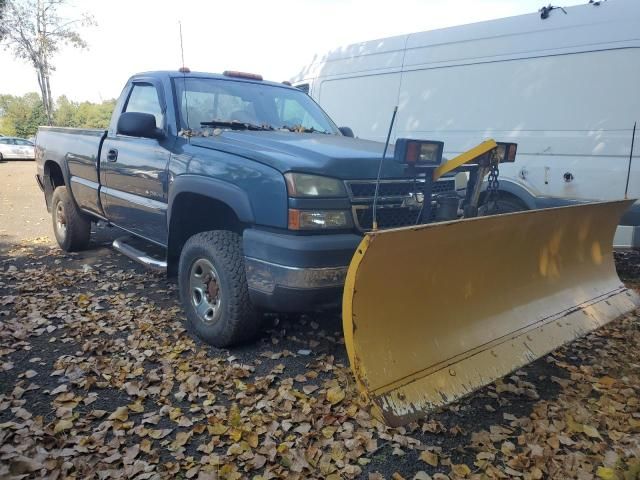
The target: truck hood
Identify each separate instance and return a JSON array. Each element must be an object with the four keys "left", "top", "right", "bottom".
[{"left": 190, "top": 131, "right": 406, "bottom": 179}]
